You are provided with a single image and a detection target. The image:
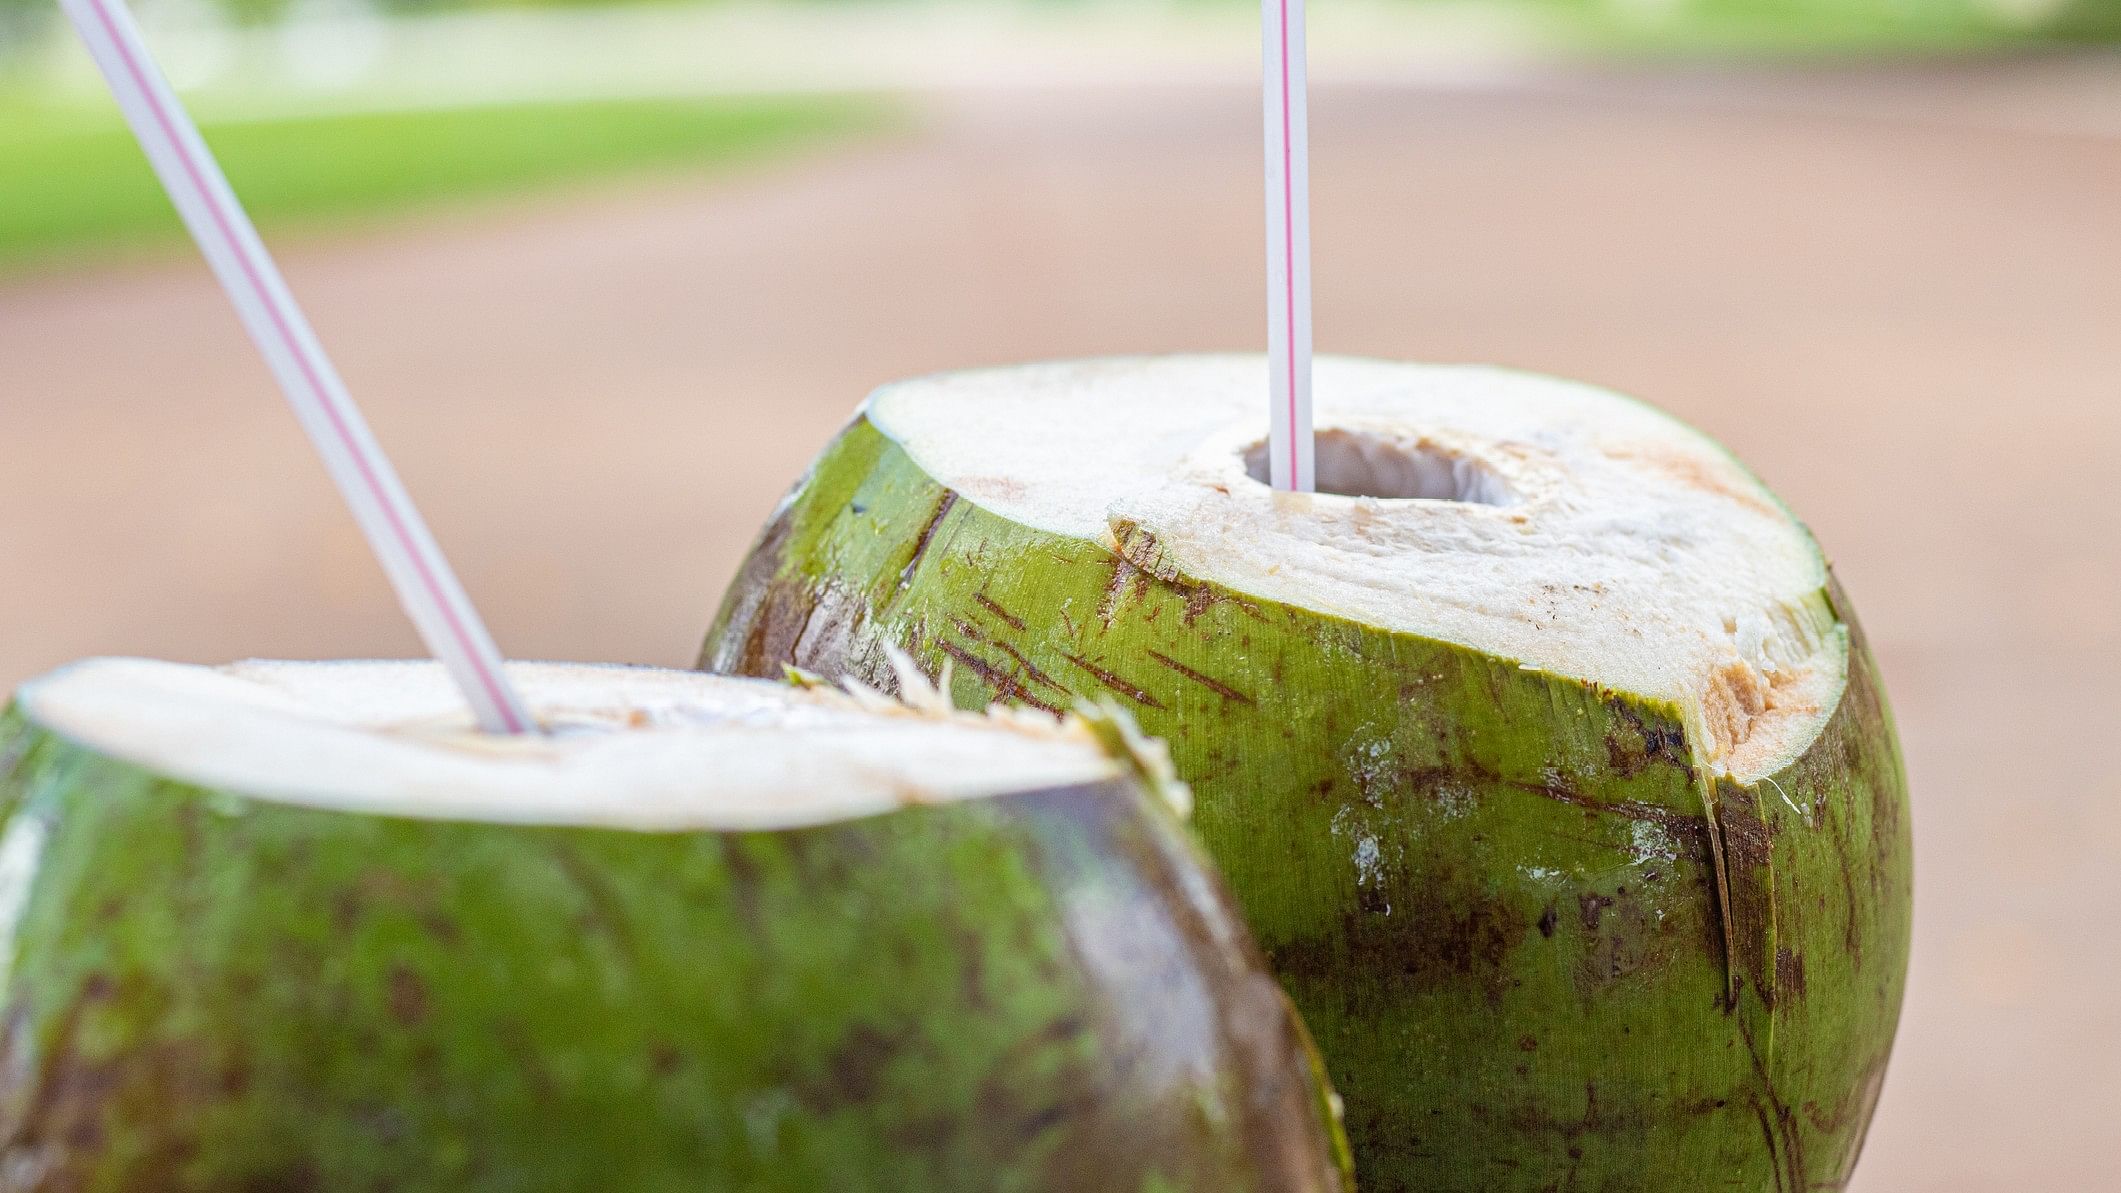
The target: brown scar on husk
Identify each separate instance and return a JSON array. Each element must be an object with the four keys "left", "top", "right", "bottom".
[
  {"left": 1603, "top": 701, "right": 1690, "bottom": 779},
  {"left": 1145, "top": 650, "right": 1255, "bottom": 705},
  {"left": 896, "top": 491, "right": 960, "bottom": 591},
  {"left": 936, "top": 640, "right": 1063, "bottom": 715},
  {"left": 936, "top": 639, "right": 1015, "bottom": 697},
  {"left": 990, "top": 640, "right": 1071, "bottom": 695},
  {"left": 1181, "top": 586, "right": 1222, "bottom": 625},
  {"left": 1107, "top": 520, "right": 1256, "bottom": 626},
  {"left": 1096, "top": 559, "right": 1151, "bottom": 629},
  {"left": 1277, "top": 878, "right": 1527, "bottom": 1008},
  {"left": 1059, "top": 653, "right": 1165, "bottom": 710},
  {"left": 1108, "top": 520, "right": 1180, "bottom": 582},
  {"left": 1571, "top": 885, "right": 1678, "bottom": 994},
  {"left": 1775, "top": 948, "right": 1808, "bottom": 1004},
  {"left": 945, "top": 618, "right": 1068, "bottom": 699},
  {"left": 972, "top": 592, "right": 1027, "bottom": 630}
]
